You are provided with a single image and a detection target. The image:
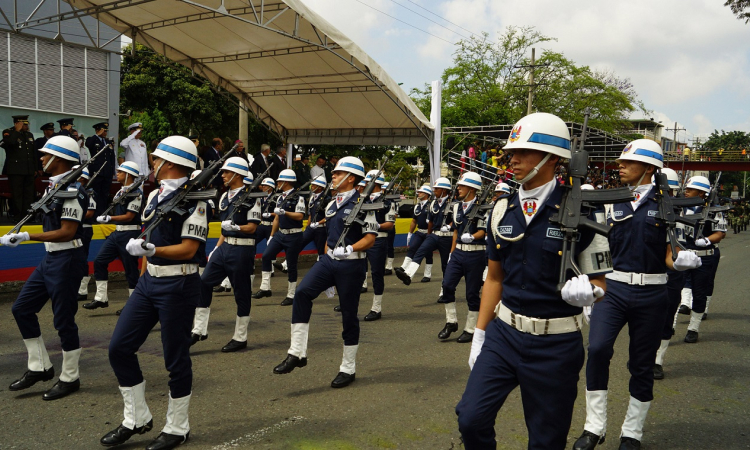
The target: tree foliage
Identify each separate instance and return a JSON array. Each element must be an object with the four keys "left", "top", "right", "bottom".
[
  {"left": 701, "top": 129, "right": 750, "bottom": 152},
  {"left": 725, "top": 0, "right": 750, "bottom": 23}
]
